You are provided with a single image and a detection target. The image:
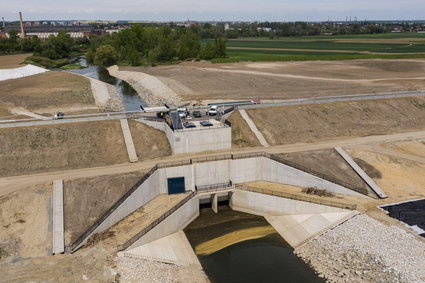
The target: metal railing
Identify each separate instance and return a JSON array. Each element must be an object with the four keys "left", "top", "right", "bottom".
[
  {"left": 67, "top": 165, "right": 159, "bottom": 252},
  {"left": 195, "top": 181, "right": 233, "bottom": 192},
  {"left": 116, "top": 191, "right": 196, "bottom": 251},
  {"left": 266, "top": 153, "right": 367, "bottom": 195},
  {"left": 69, "top": 150, "right": 363, "bottom": 253},
  {"left": 237, "top": 184, "right": 357, "bottom": 210}
]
